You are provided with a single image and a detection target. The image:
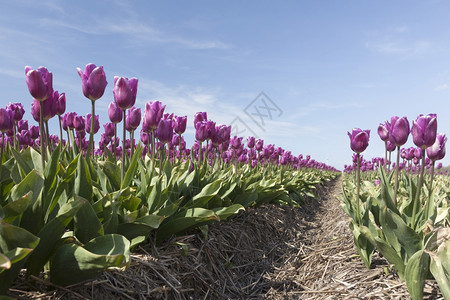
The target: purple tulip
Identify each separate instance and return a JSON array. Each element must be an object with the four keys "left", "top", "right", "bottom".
[
  {"left": 194, "top": 112, "right": 207, "bottom": 128},
  {"left": 19, "top": 130, "right": 31, "bottom": 147},
  {"left": 113, "top": 76, "right": 138, "bottom": 110},
  {"left": 103, "top": 122, "right": 115, "bottom": 138},
  {"left": 55, "top": 92, "right": 66, "bottom": 116},
  {"left": 414, "top": 147, "right": 422, "bottom": 159},
  {"left": 85, "top": 114, "right": 100, "bottom": 134},
  {"left": 29, "top": 125, "right": 39, "bottom": 139},
  {"left": 6, "top": 103, "right": 25, "bottom": 122},
  {"left": 255, "top": 139, "right": 264, "bottom": 151},
  {"left": 140, "top": 130, "right": 149, "bottom": 144},
  {"left": 388, "top": 116, "right": 409, "bottom": 147},
  {"left": 412, "top": 114, "right": 437, "bottom": 149},
  {"left": 31, "top": 98, "right": 54, "bottom": 122},
  {"left": 0, "top": 108, "right": 13, "bottom": 132},
  {"left": 347, "top": 128, "right": 370, "bottom": 153},
  {"left": 17, "top": 120, "right": 28, "bottom": 132},
  {"left": 142, "top": 101, "right": 165, "bottom": 132},
  {"left": 377, "top": 122, "right": 389, "bottom": 141},
  {"left": 173, "top": 115, "right": 187, "bottom": 134},
  {"left": 427, "top": 133, "right": 446, "bottom": 161},
  {"left": 74, "top": 115, "right": 85, "bottom": 132},
  {"left": 126, "top": 107, "right": 141, "bottom": 131},
  {"left": 25, "top": 66, "right": 53, "bottom": 101},
  {"left": 155, "top": 118, "right": 173, "bottom": 143},
  {"left": 108, "top": 101, "right": 123, "bottom": 124},
  {"left": 247, "top": 136, "right": 255, "bottom": 148},
  {"left": 65, "top": 112, "right": 76, "bottom": 130},
  {"left": 195, "top": 121, "right": 208, "bottom": 142},
  {"left": 386, "top": 140, "right": 396, "bottom": 152},
  {"left": 77, "top": 63, "right": 108, "bottom": 101}
]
